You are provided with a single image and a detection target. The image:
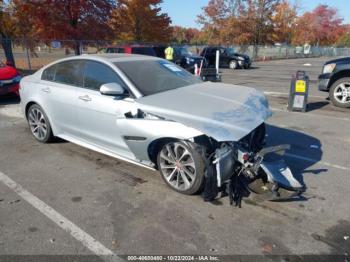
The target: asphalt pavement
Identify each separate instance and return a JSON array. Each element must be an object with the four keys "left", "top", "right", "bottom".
[{"left": 0, "top": 57, "right": 349, "bottom": 261}]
